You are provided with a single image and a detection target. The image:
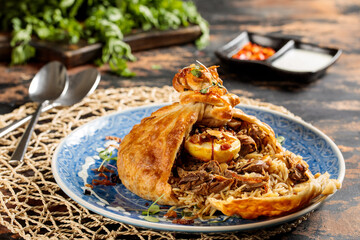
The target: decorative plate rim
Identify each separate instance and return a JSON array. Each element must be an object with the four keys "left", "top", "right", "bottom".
[{"left": 51, "top": 103, "right": 345, "bottom": 233}]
